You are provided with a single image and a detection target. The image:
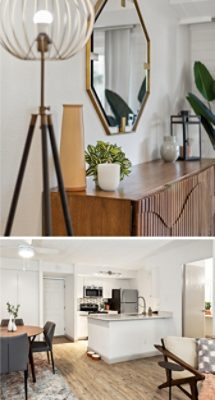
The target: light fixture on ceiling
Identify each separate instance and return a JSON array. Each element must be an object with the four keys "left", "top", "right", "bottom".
[
  {"left": 95, "top": 270, "right": 122, "bottom": 277},
  {"left": 0, "top": 0, "right": 95, "bottom": 236},
  {"left": 18, "top": 245, "right": 35, "bottom": 259}
]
